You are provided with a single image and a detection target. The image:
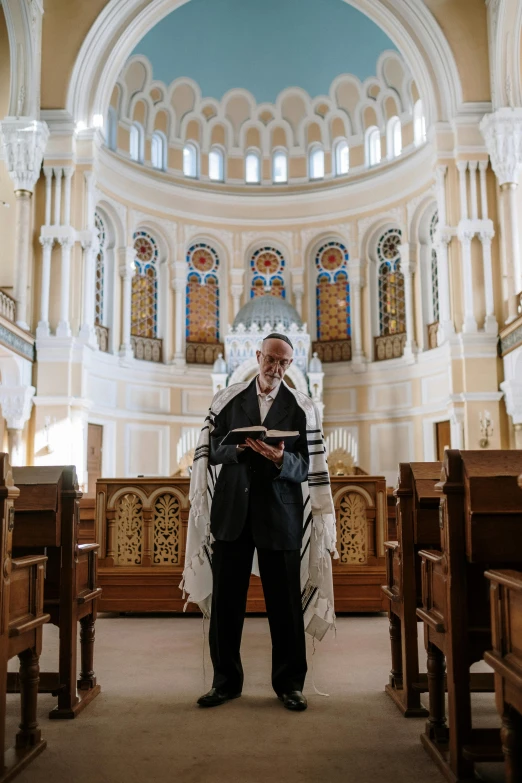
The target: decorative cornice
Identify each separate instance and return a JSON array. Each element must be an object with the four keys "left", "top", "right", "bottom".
[{"left": 0, "top": 385, "right": 35, "bottom": 429}]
